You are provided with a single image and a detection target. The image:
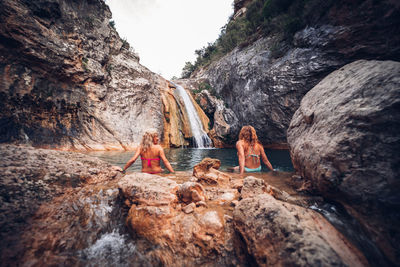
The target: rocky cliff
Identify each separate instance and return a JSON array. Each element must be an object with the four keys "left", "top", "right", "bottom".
[
  {"left": 0, "top": 0, "right": 209, "bottom": 150},
  {"left": 287, "top": 60, "right": 400, "bottom": 265},
  {"left": 192, "top": 0, "right": 400, "bottom": 146}
]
